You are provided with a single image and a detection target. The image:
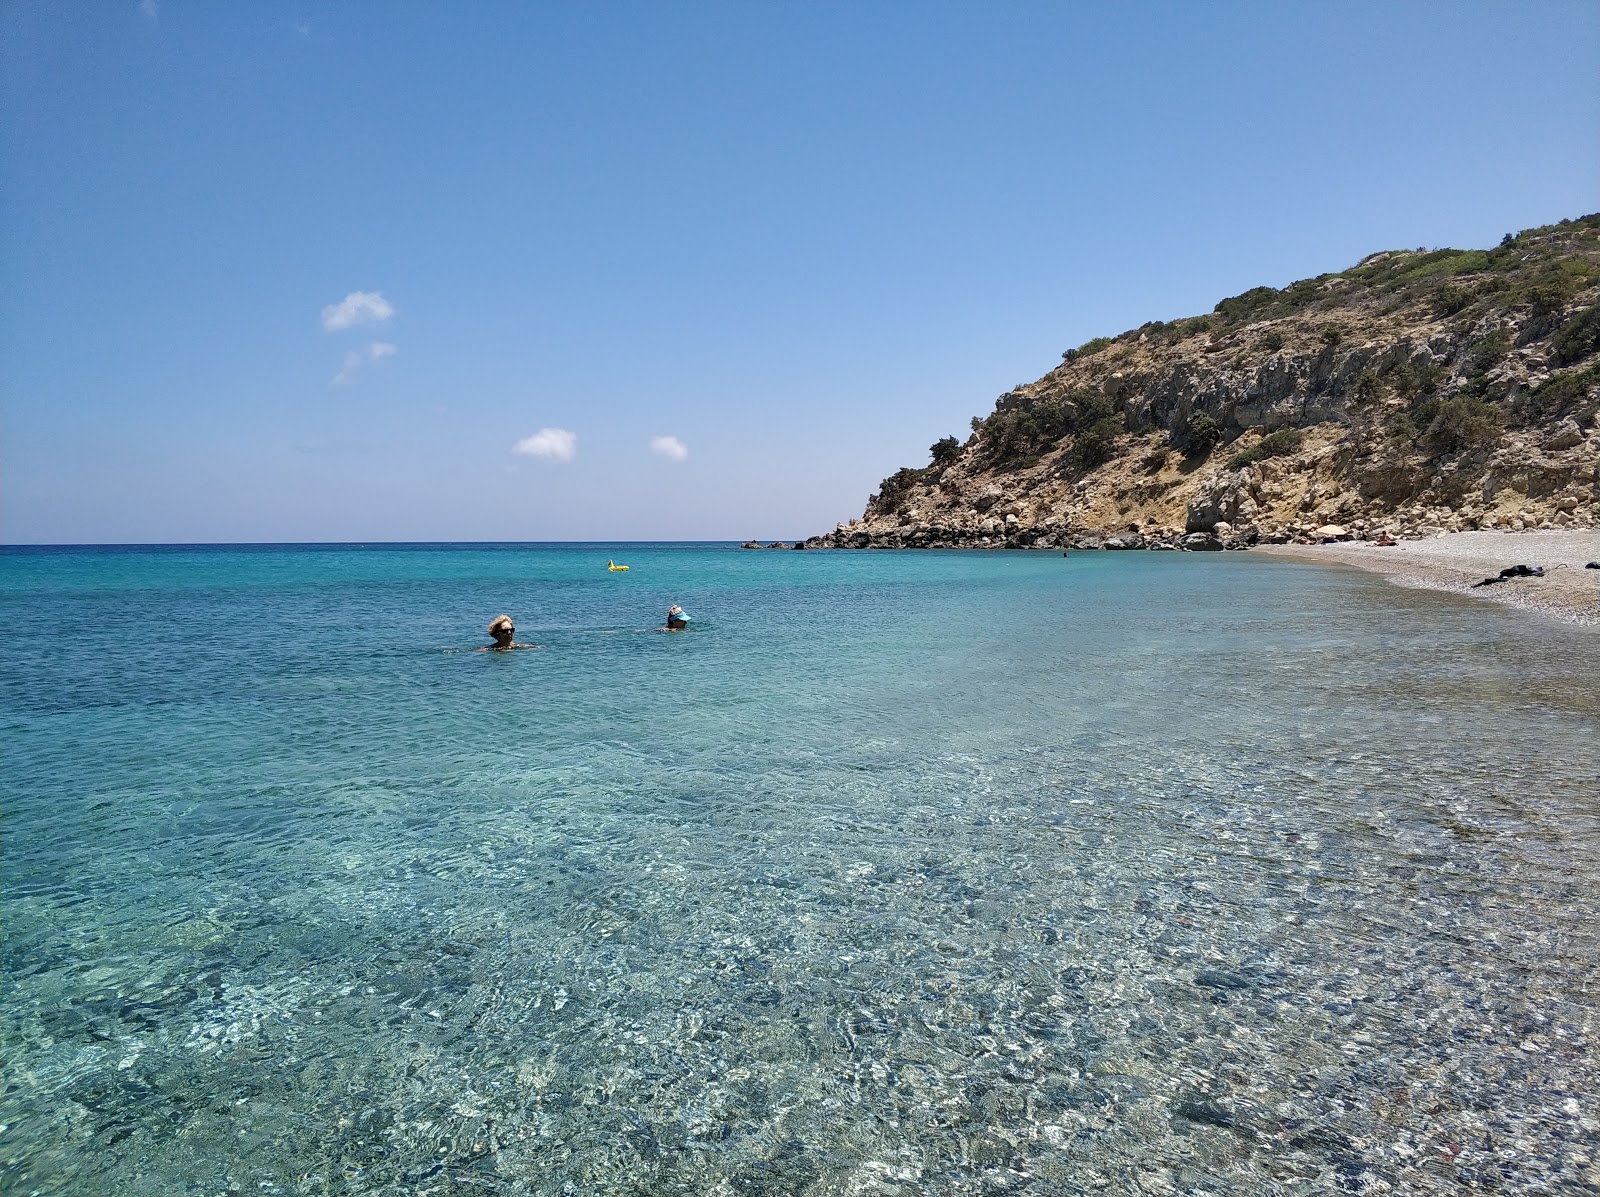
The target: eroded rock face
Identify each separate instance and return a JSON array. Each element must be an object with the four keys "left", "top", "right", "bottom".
[
  {"left": 811, "top": 218, "right": 1600, "bottom": 551},
  {"left": 1186, "top": 469, "right": 1259, "bottom": 534}
]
